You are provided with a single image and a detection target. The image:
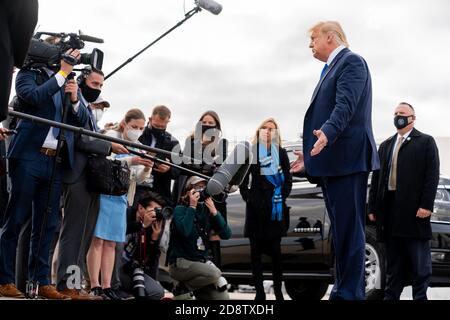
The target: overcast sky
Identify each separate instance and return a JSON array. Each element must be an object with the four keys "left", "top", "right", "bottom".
[{"left": 19, "top": 0, "right": 450, "bottom": 145}]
